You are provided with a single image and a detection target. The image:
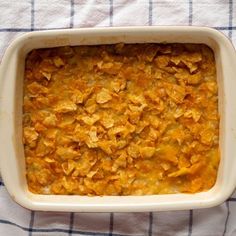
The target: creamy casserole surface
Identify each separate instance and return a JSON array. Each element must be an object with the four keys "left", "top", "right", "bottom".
[{"left": 23, "top": 43, "right": 219, "bottom": 195}]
